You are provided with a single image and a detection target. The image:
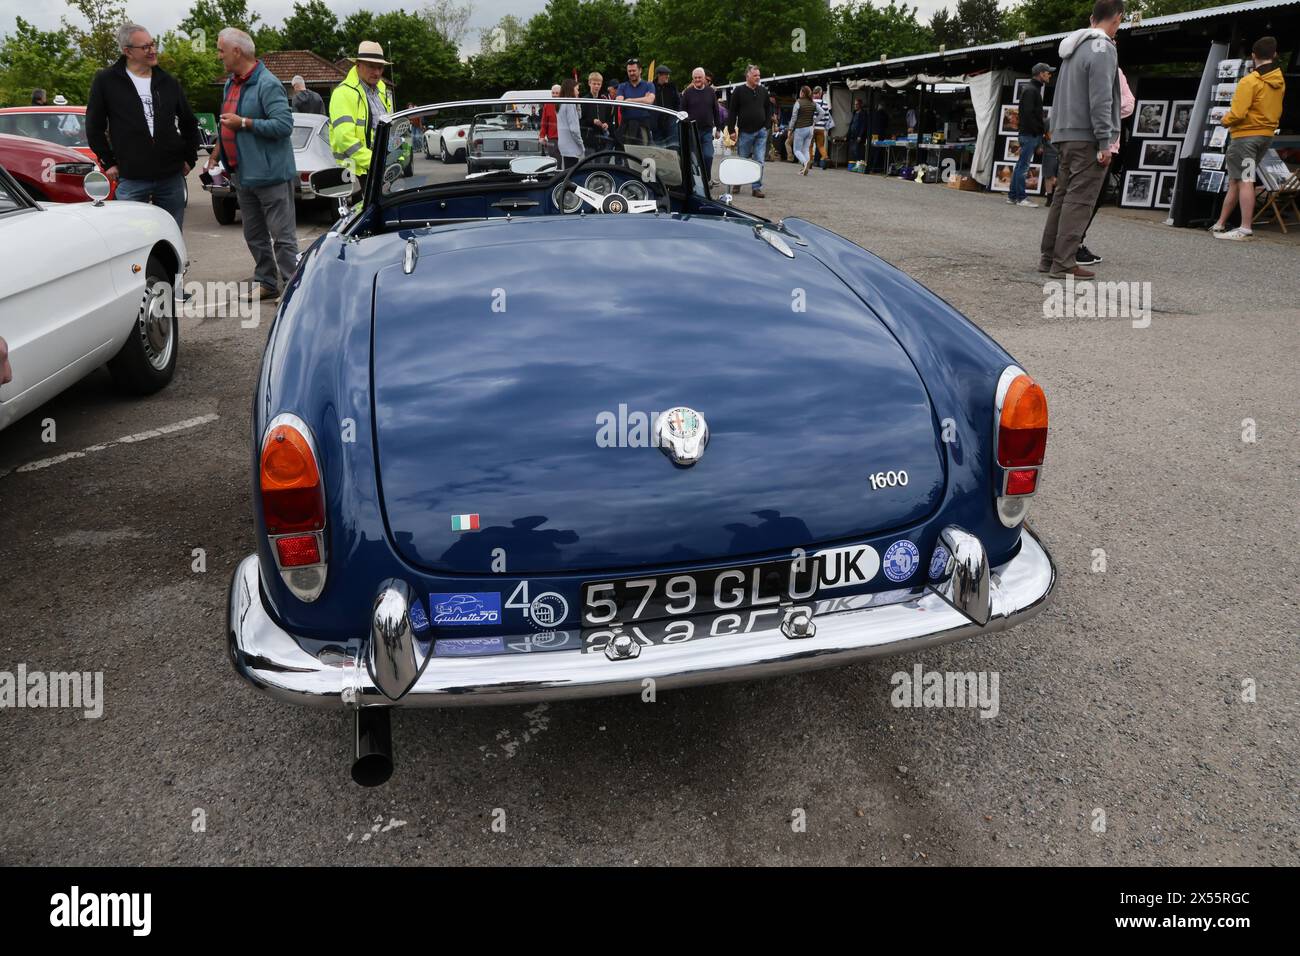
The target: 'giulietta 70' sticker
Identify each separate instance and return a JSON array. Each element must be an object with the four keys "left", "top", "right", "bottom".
[{"left": 428, "top": 592, "right": 501, "bottom": 625}]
